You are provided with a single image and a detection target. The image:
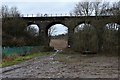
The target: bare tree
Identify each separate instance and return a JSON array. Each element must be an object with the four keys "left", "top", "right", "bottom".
[
  {"left": 99, "top": 1, "right": 120, "bottom": 16},
  {"left": 93, "top": 2, "right": 110, "bottom": 16},
  {"left": 99, "top": 2, "right": 110, "bottom": 16},
  {"left": 72, "top": 1, "right": 110, "bottom": 16},
  {"left": 1, "top": 5, "right": 20, "bottom": 18},
  {"left": 110, "top": 1, "right": 120, "bottom": 15},
  {"left": 73, "top": 2, "right": 94, "bottom": 16},
  {"left": 48, "top": 27, "right": 57, "bottom": 37},
  {"left": 27, "top": 26, "right": 38, "bottom": 37},
  {"left": 1, "top": 5, "right": 9, "bottom": 18},
  {"left": 9, "top": 6, "right": 20, "bottom": 17}
]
